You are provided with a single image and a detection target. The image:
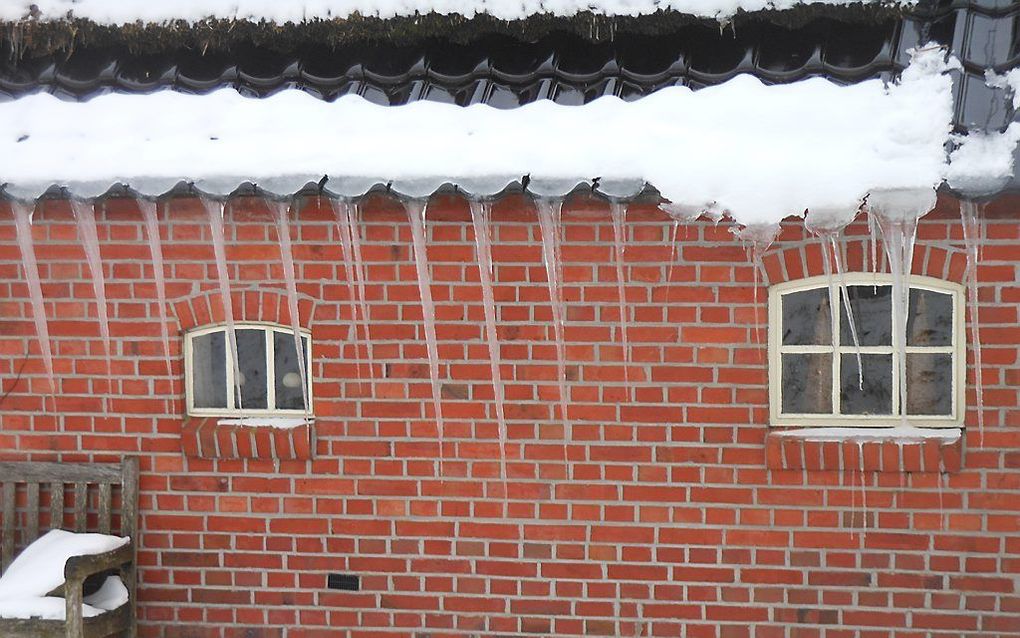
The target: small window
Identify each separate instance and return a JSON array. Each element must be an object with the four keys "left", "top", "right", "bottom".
[
  {"left": 185, "top": 323, "right": 312, "bottom": 416},
  {"left": 769, "top": 274, "right": 964, "bottom": 427}
]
